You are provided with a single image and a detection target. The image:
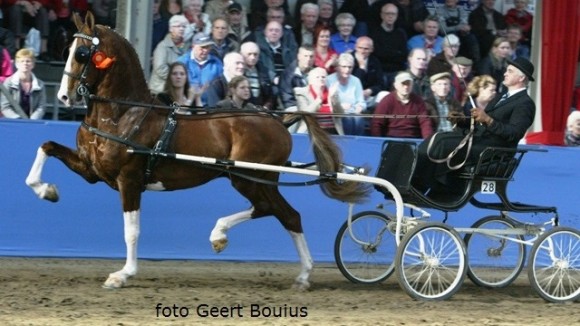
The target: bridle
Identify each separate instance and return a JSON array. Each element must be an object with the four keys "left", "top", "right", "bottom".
[{"left": 63, "top": 31, "right": 102, "bottom": 101}]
